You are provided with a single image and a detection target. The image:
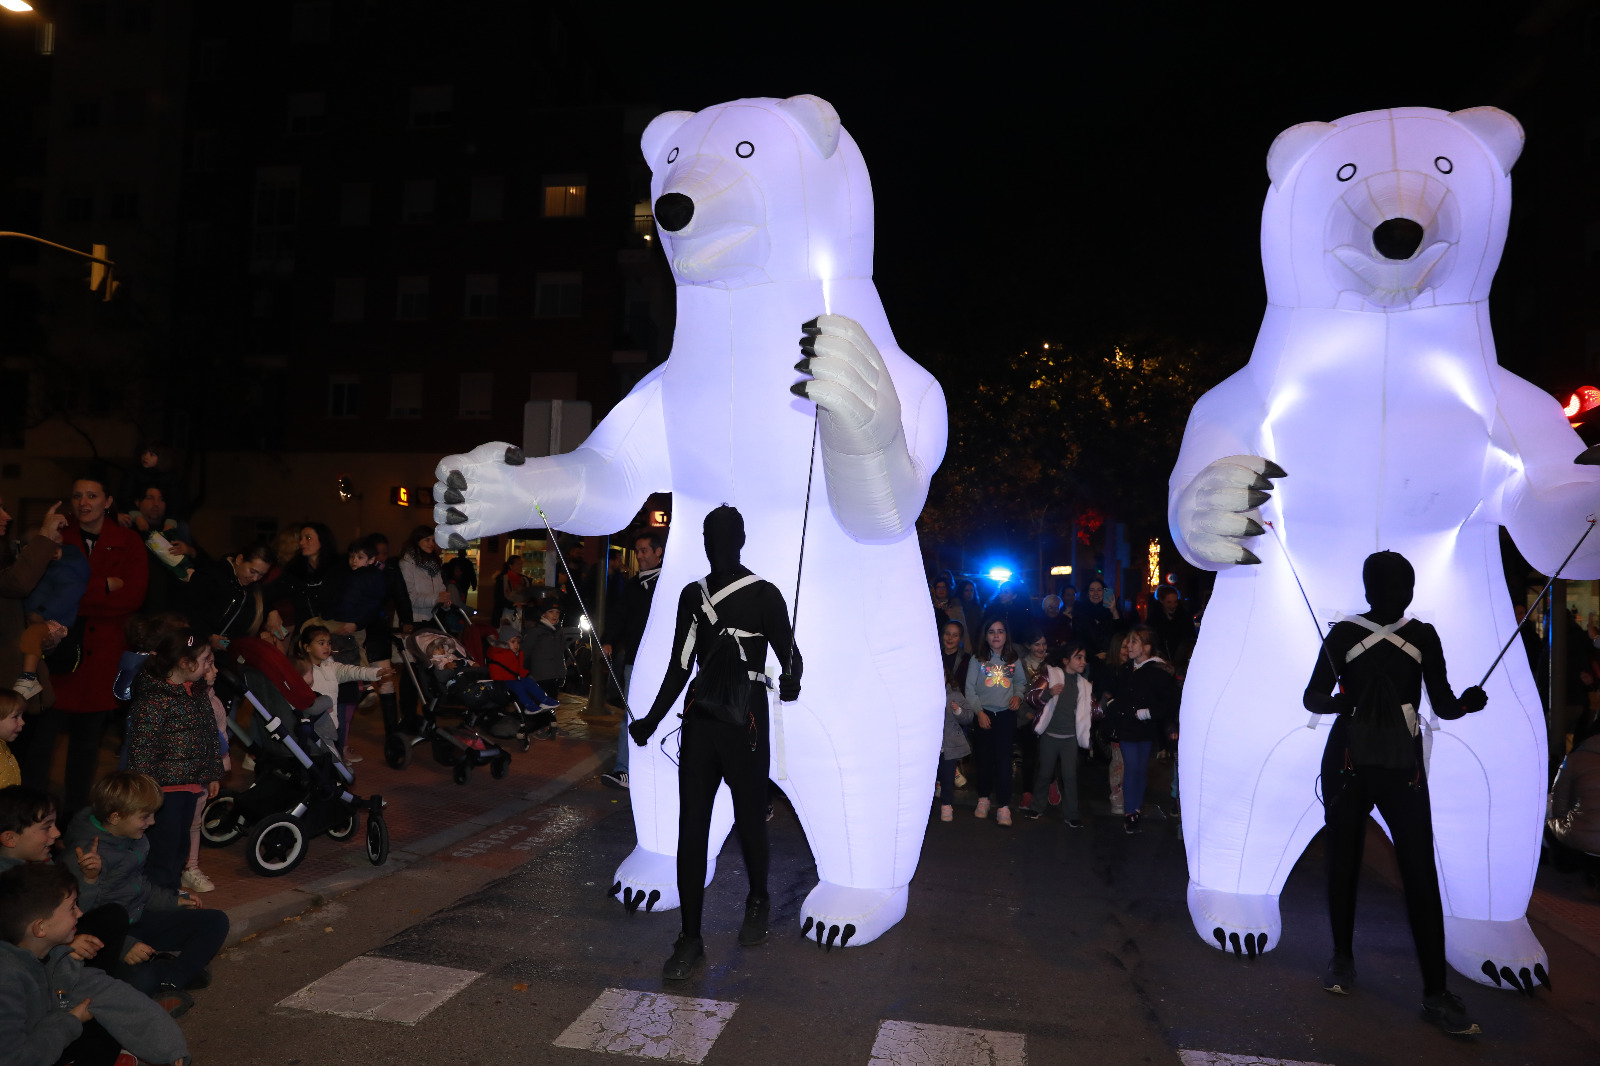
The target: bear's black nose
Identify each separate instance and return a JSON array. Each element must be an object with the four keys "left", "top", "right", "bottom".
[
  {"left": 1372, "top": 218, "right": 1425, "bottom": 261},
  {"left": 654, "top": 192, "right": 695, "bottom": 233}
]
